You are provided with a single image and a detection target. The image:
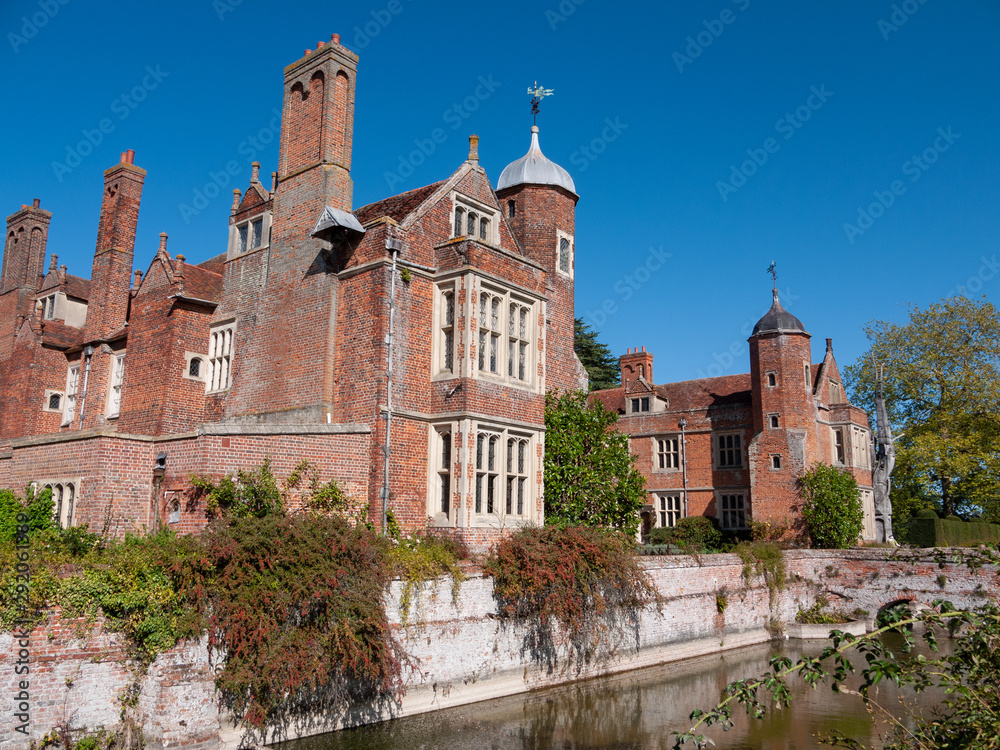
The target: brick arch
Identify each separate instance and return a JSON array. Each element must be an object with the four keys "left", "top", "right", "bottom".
[
  {"left": 27, "top": 227, "right": 44, "bottom": 284},
  {"left": 309, "top": 71, "right": 325, "bottom": 164}
]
